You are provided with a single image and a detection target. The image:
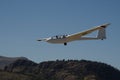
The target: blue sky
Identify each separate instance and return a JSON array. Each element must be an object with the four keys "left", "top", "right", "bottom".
[{"left": 0, "top": 0, "right": 120, "bottom": 69}]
